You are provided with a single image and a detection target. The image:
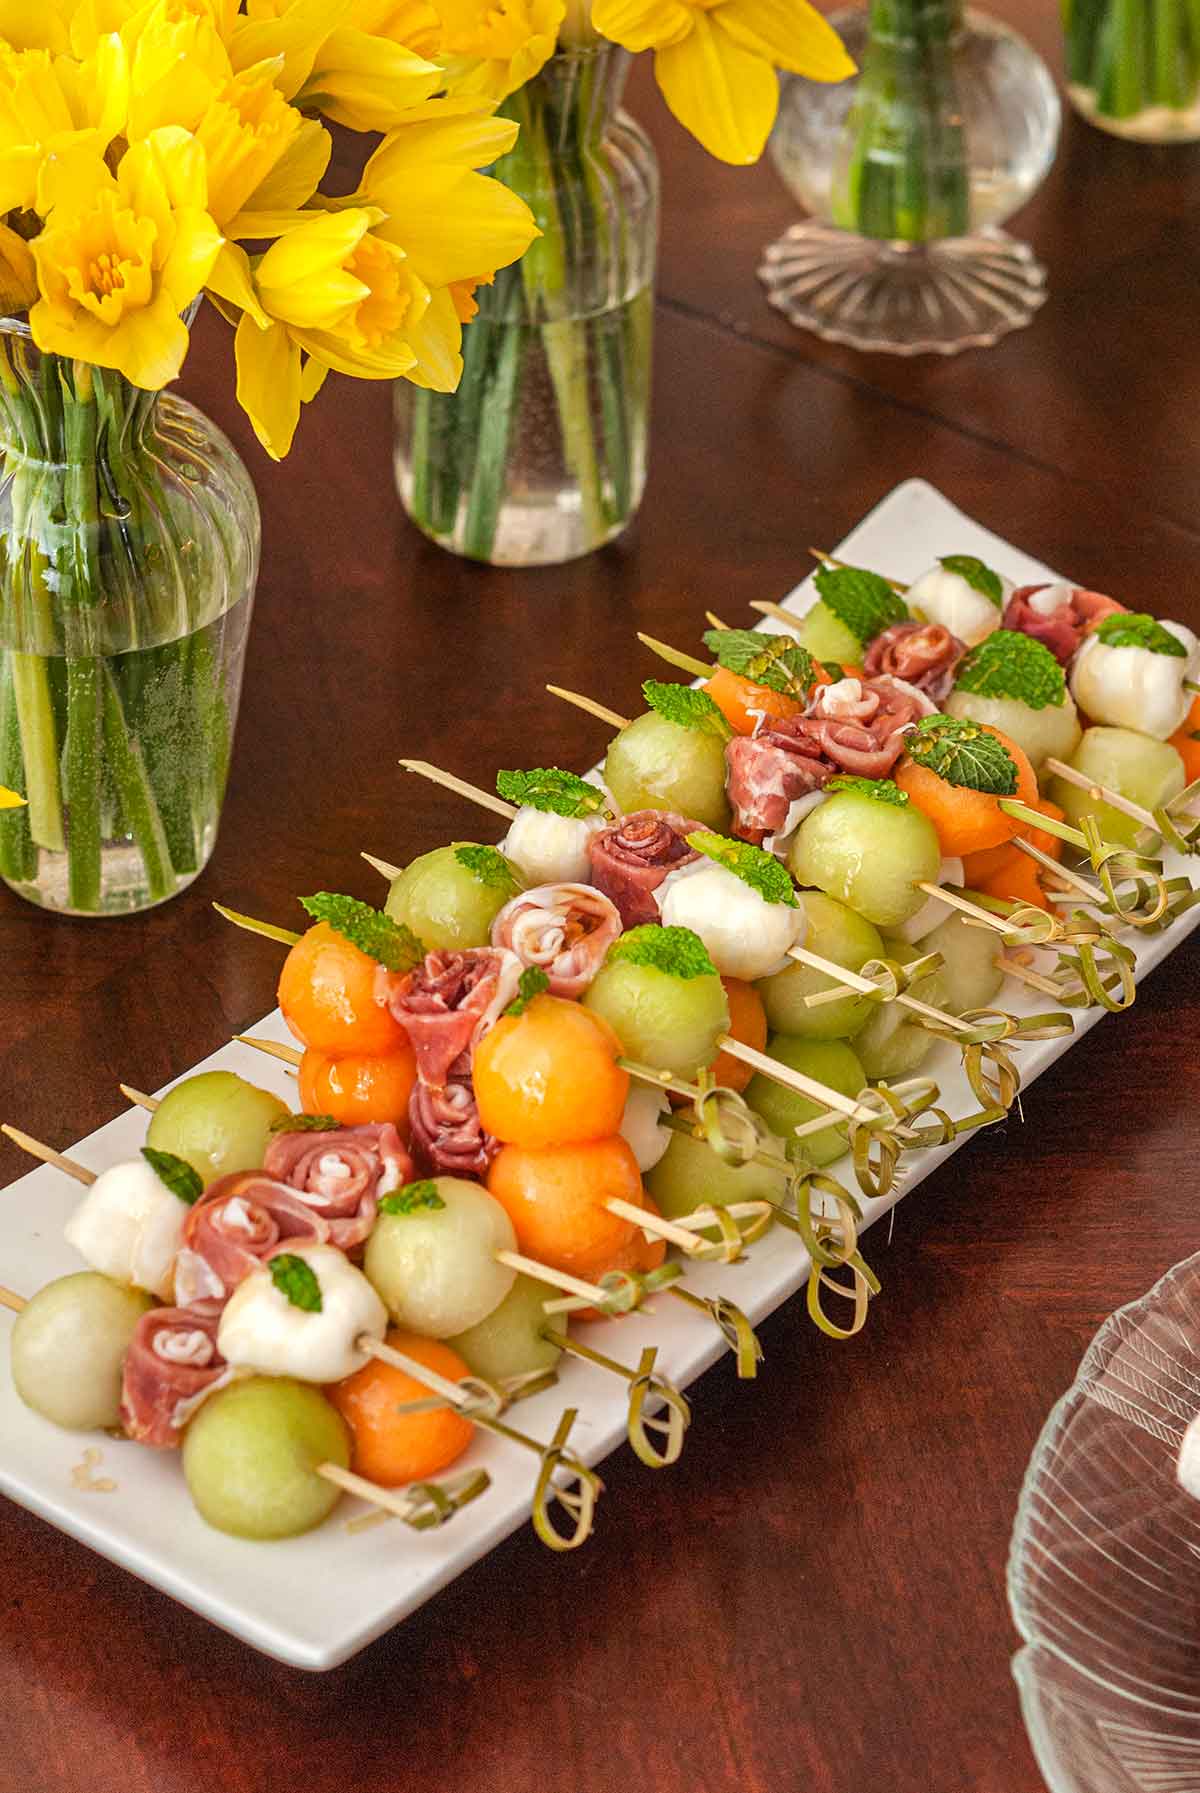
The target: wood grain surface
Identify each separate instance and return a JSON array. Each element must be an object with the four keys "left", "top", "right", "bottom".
[{"left": 3, "top": 5, "right": 1199, "bottom": 1788}]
